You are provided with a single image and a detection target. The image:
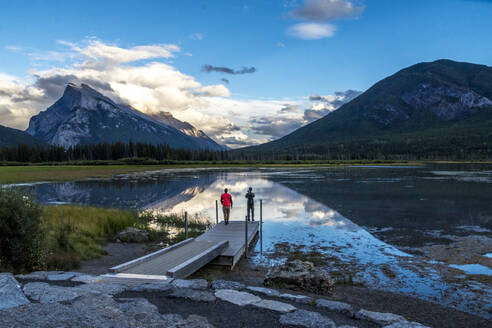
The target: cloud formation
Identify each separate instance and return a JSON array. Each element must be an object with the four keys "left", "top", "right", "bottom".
[
  {"left": 304, "top": 89, "right": 361, "bottom": 122},
  {"left": 287, "top": 0, "right": 364, "bottom": 39},
  {"left": 0, "top": 38, "right": 361, "bottom": 149},
  {"left": 287, "top": 23, "right": 336, "bottom": 39},
  {"left": 202, "top": 65, "right": 256, "bottom": 75}
]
